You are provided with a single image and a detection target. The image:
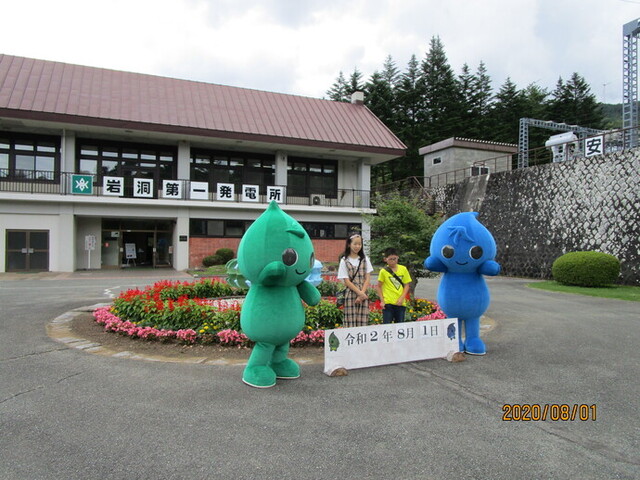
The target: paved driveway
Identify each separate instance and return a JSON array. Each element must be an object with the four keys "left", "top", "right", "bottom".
[{"left": 1, "top": 271, "right": 638, "bottom": 479}]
